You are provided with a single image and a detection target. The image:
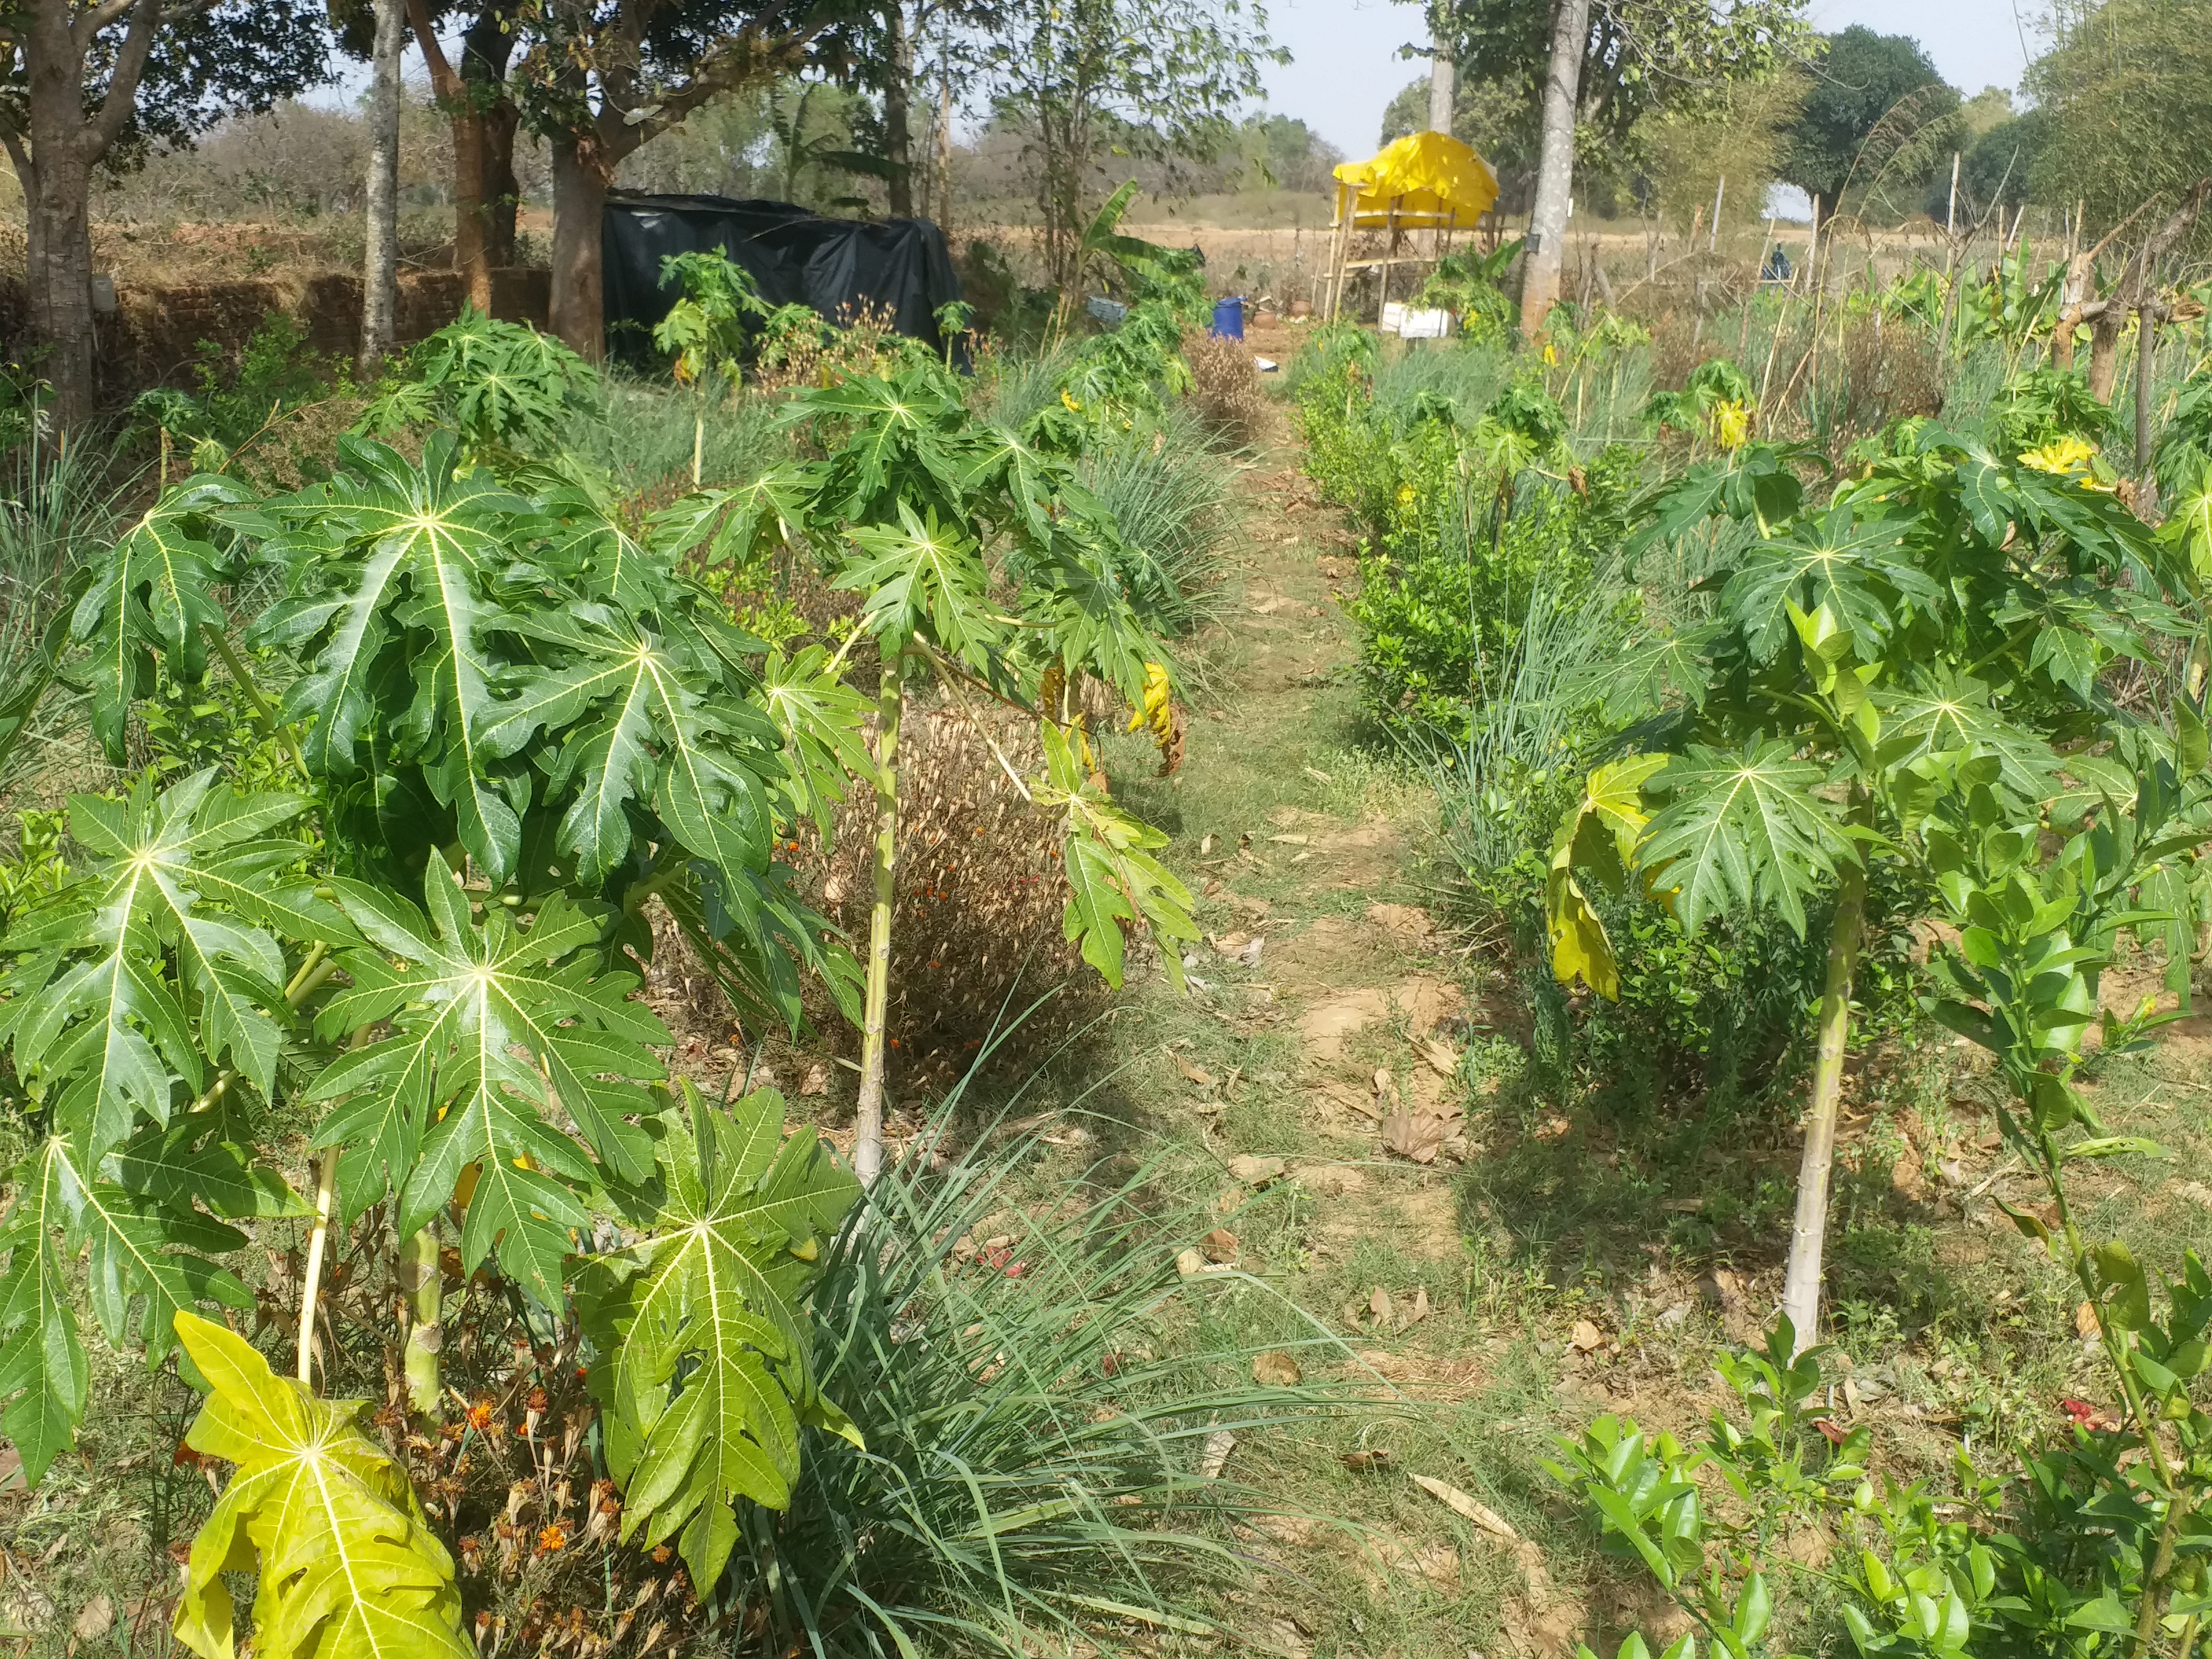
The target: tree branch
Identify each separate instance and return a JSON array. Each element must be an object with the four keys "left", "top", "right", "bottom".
[
  {"left": 72, "top": 0, "right": 144, "bottom": 50},
  {"left": 405, "top": 0, "right": 462, "bottom": 98},
  {"left": 621, "top": 22, "right": 822, "bottom": 156},
  {"left": 85, "top": 0, "right": 165, "bottom": 159}
]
